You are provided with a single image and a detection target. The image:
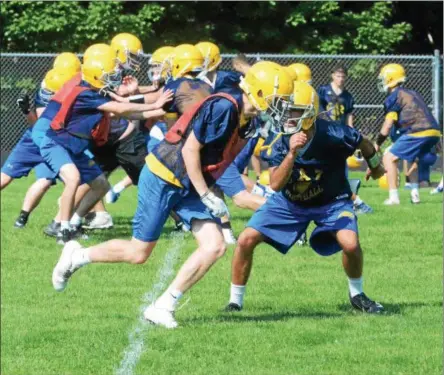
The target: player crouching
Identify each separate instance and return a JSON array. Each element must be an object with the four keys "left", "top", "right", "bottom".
[{"left": 226, "top": 81, "right": 385, "bottom": 314}]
